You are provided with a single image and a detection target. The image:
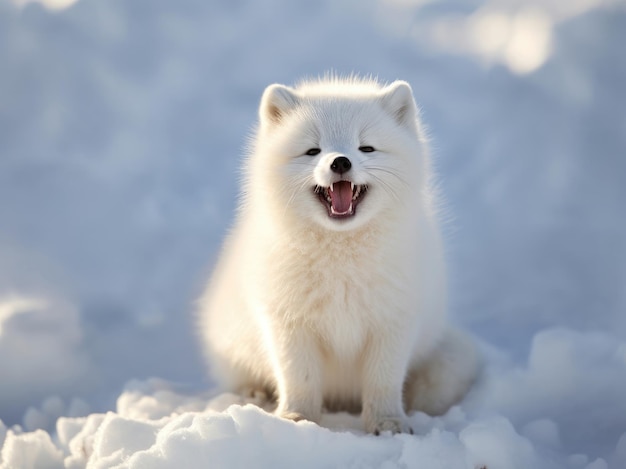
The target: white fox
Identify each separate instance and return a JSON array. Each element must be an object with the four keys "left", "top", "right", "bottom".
[{"left": 198, "top": 76, "right": 479, "bottom": 434}]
